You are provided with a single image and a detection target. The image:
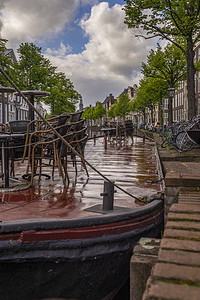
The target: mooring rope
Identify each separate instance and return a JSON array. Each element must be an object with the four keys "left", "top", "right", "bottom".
[{"left": 0, "top": 67, "right": 140, "bottom": 201}]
